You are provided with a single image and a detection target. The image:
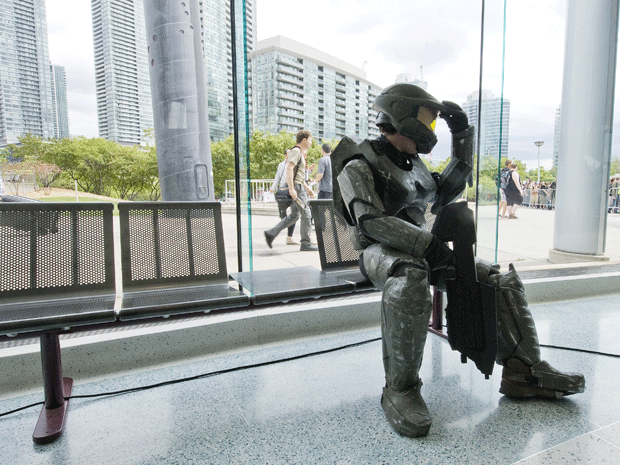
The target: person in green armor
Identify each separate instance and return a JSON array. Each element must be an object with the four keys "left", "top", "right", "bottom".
[{"left": 331, "top": 83, "right": 585, "bottom": 438}]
